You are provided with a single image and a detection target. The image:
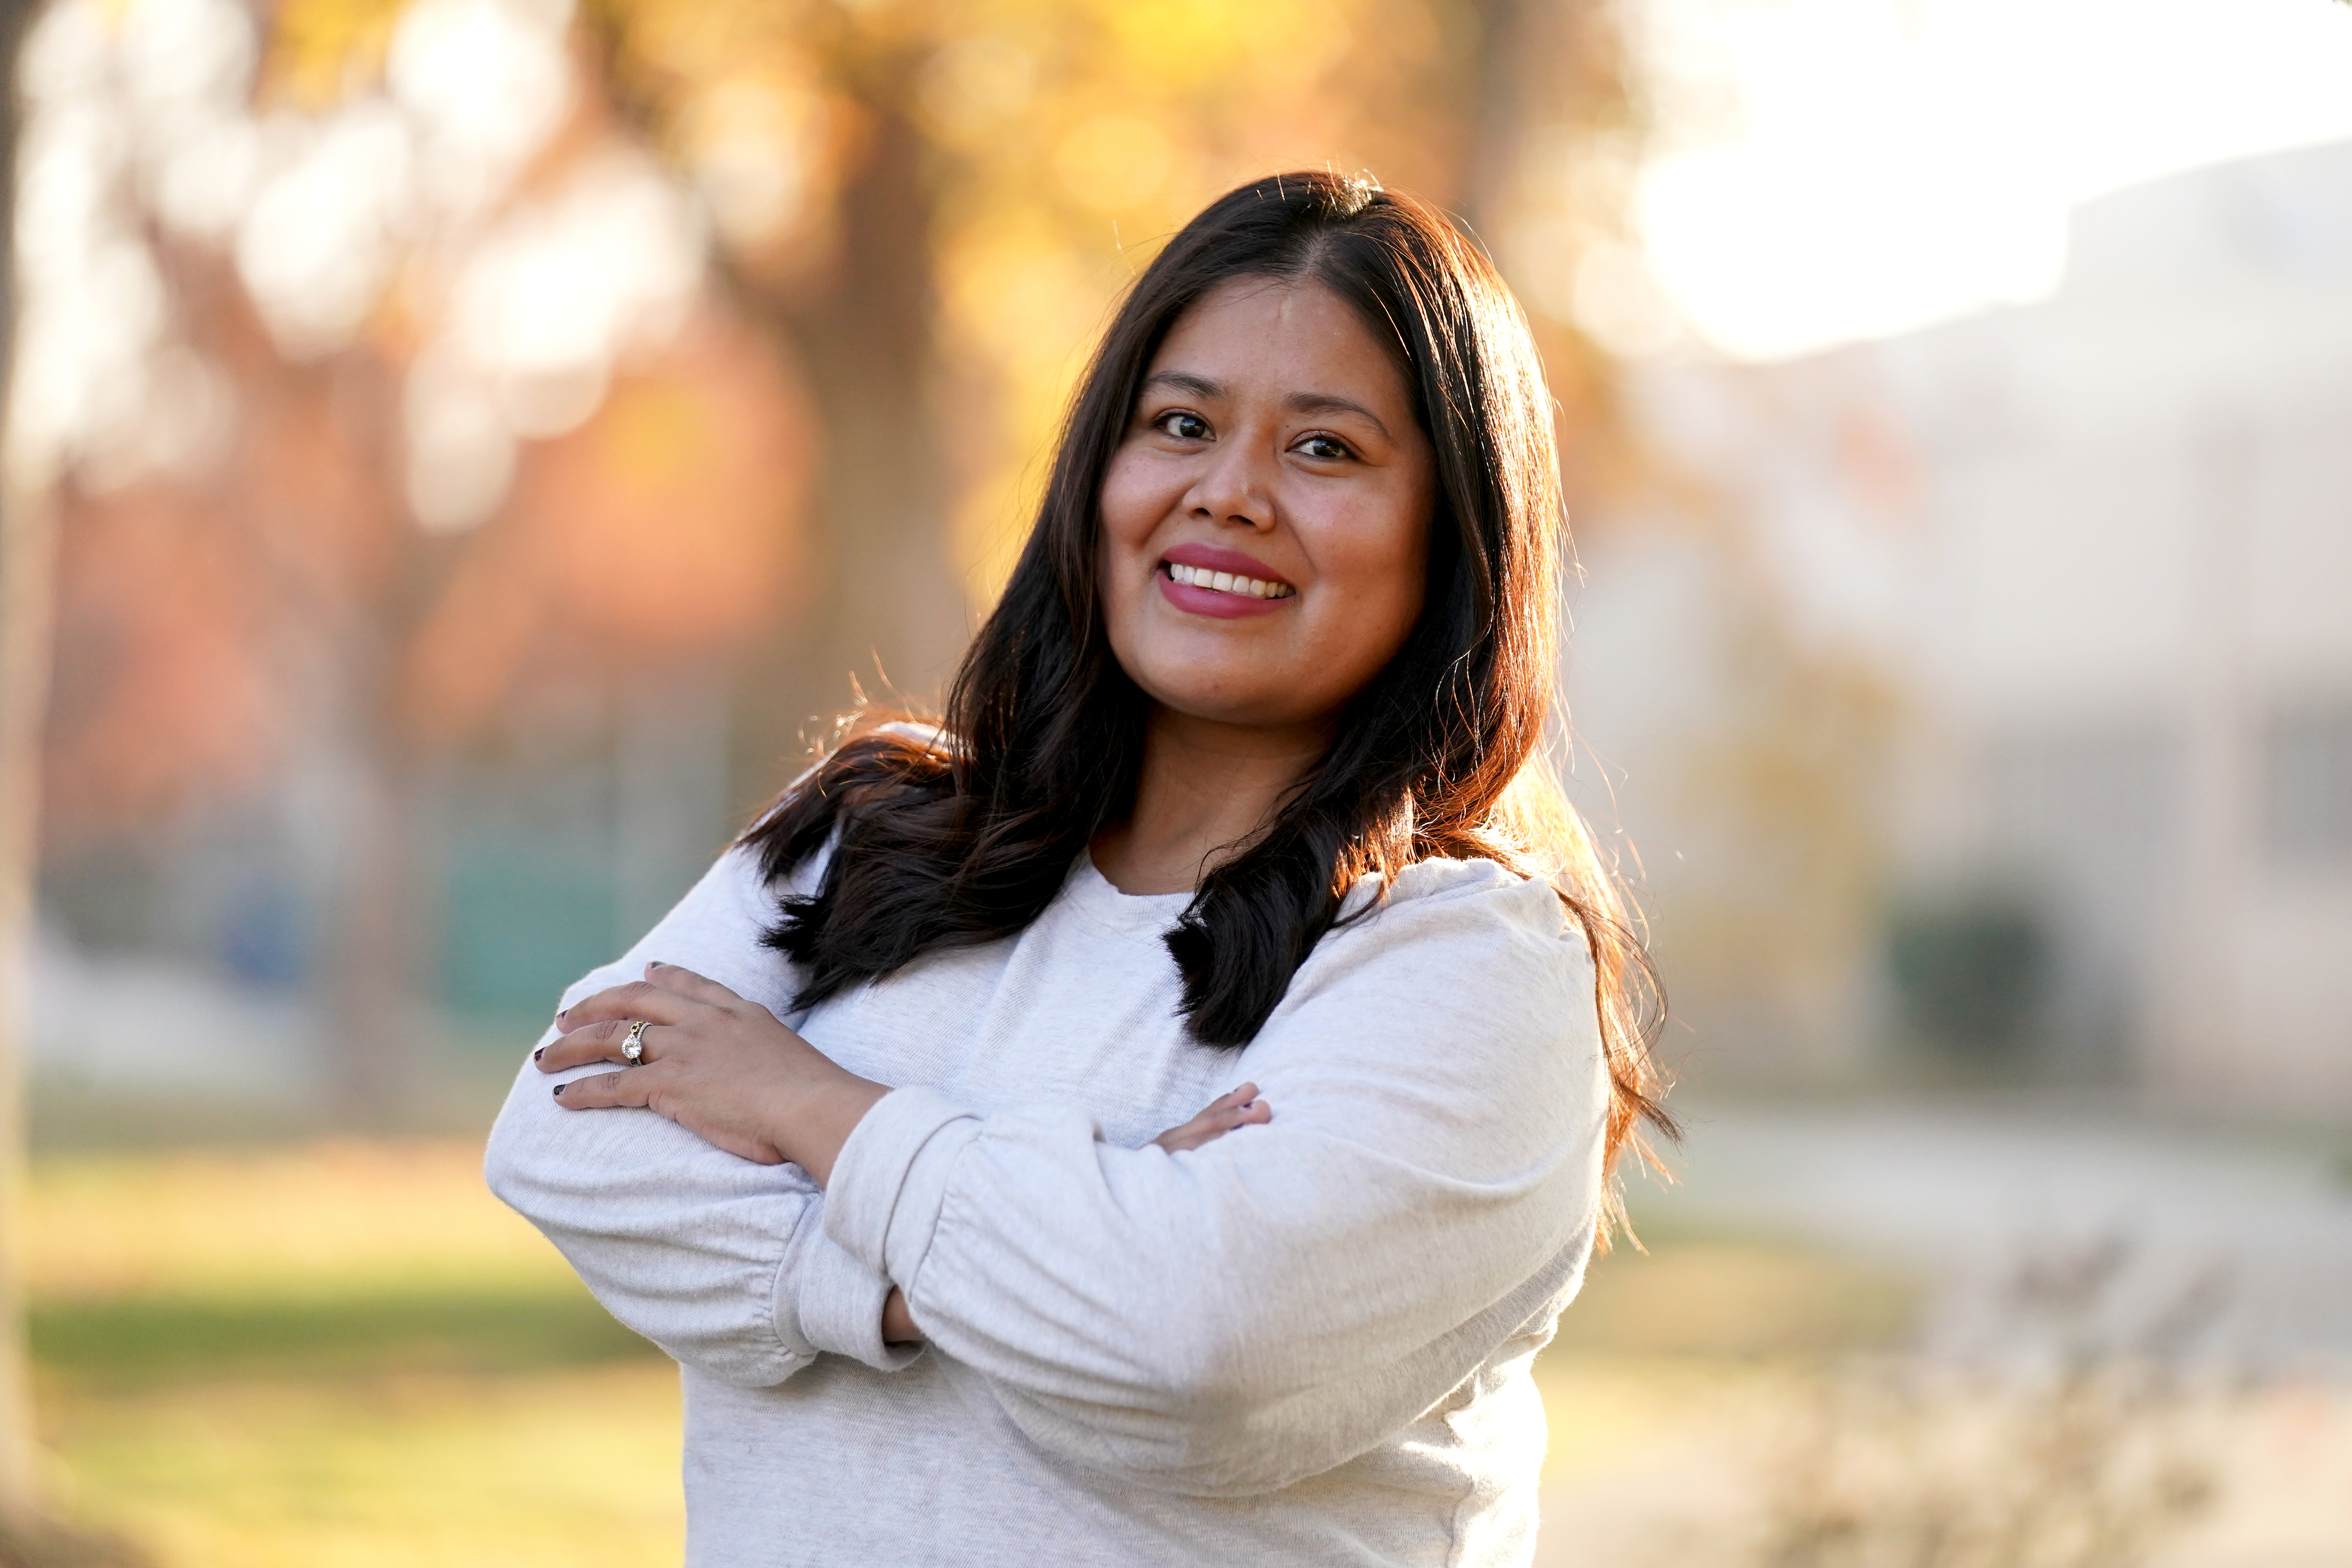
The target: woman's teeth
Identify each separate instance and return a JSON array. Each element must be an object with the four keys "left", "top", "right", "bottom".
[{"left": 1165, "top": 562, "right": 1296, "bottom": 599}]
